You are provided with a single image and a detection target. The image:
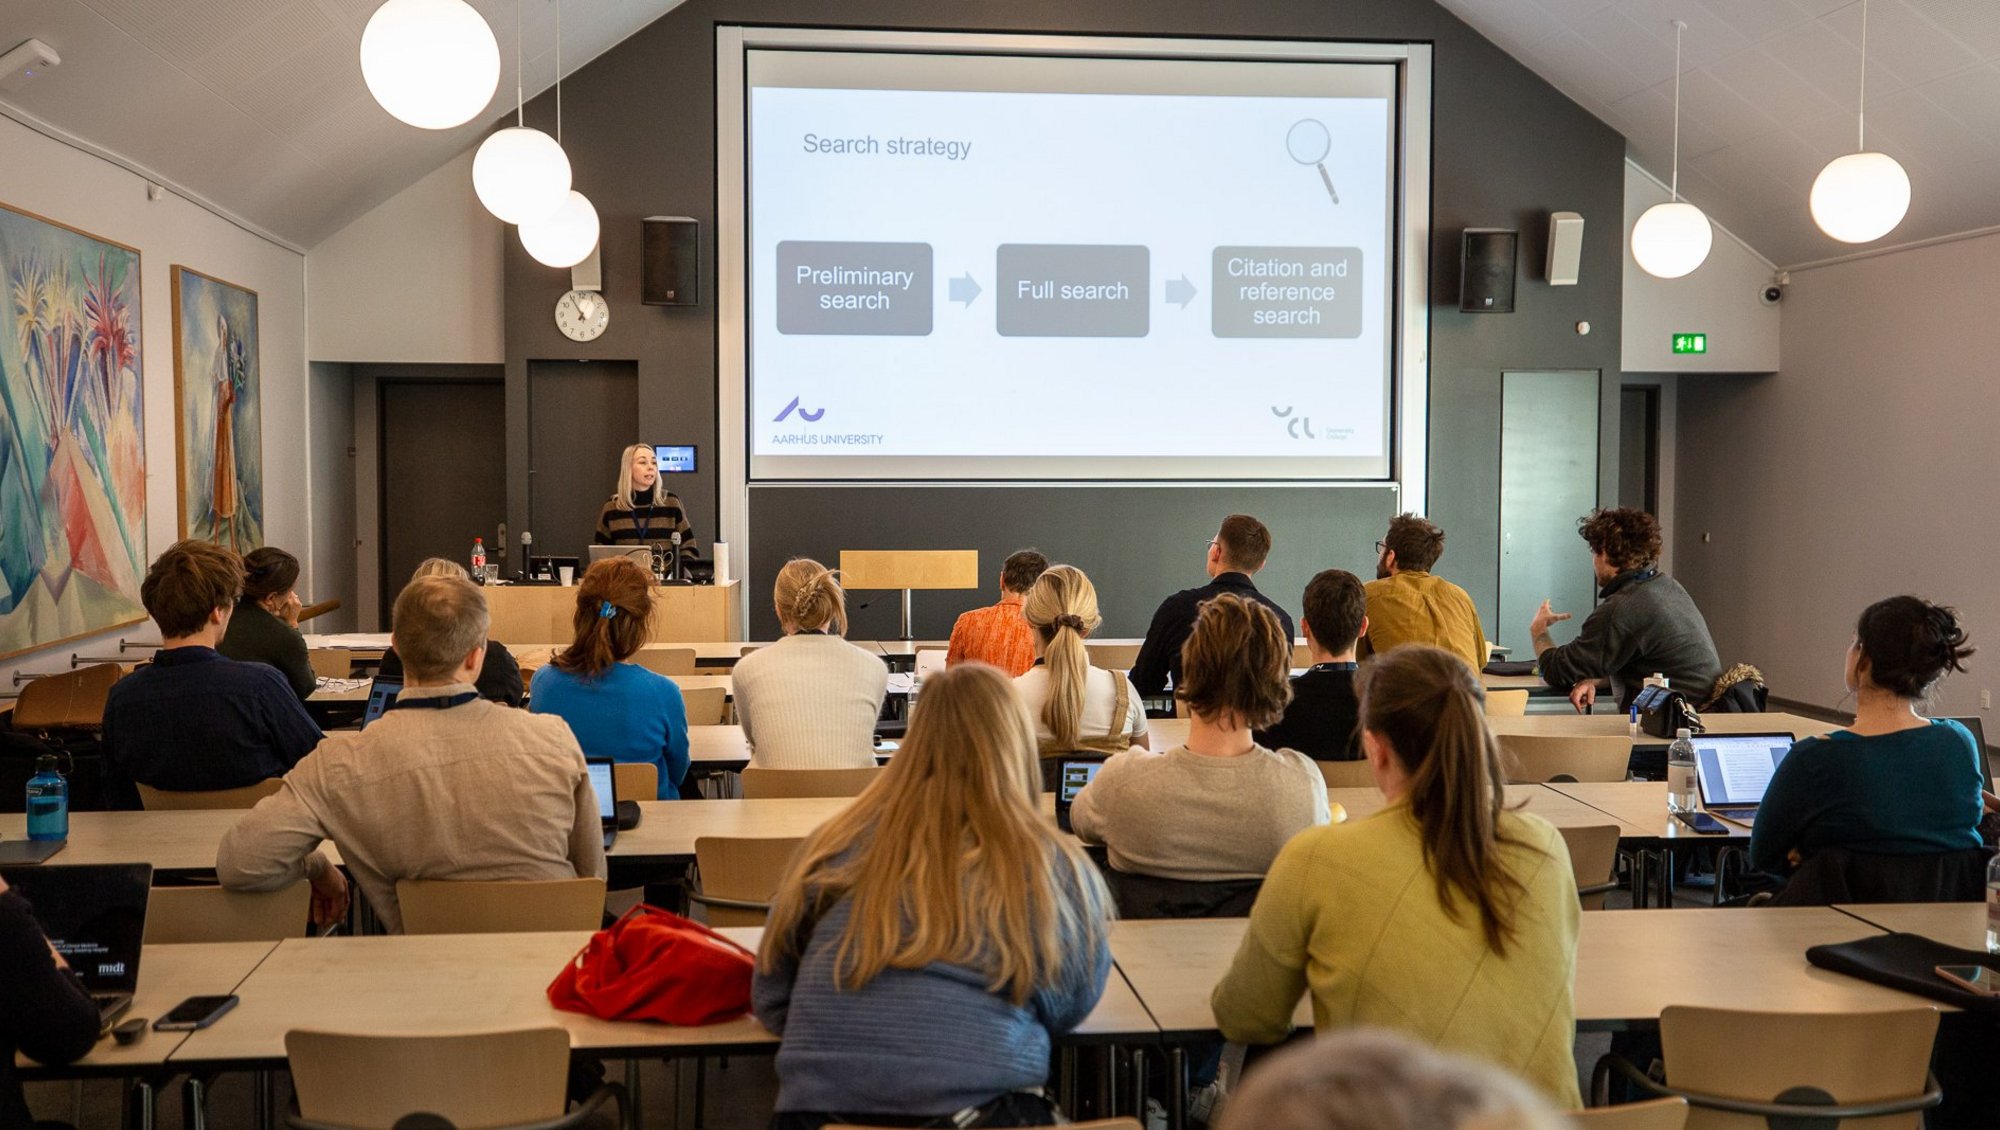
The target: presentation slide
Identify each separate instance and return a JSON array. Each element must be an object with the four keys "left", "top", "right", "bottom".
[{"left": 745, "top": 50, "right": 1400, "bottom": 481}]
